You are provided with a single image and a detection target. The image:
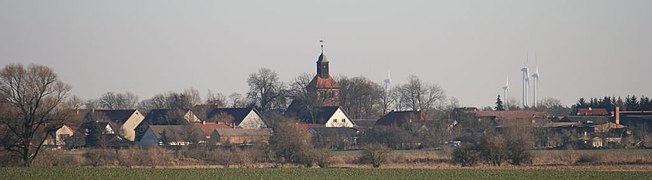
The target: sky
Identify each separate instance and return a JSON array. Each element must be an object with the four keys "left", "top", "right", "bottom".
[{"left": 0, "top": 0, "right": 650, "bottom": 107}]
